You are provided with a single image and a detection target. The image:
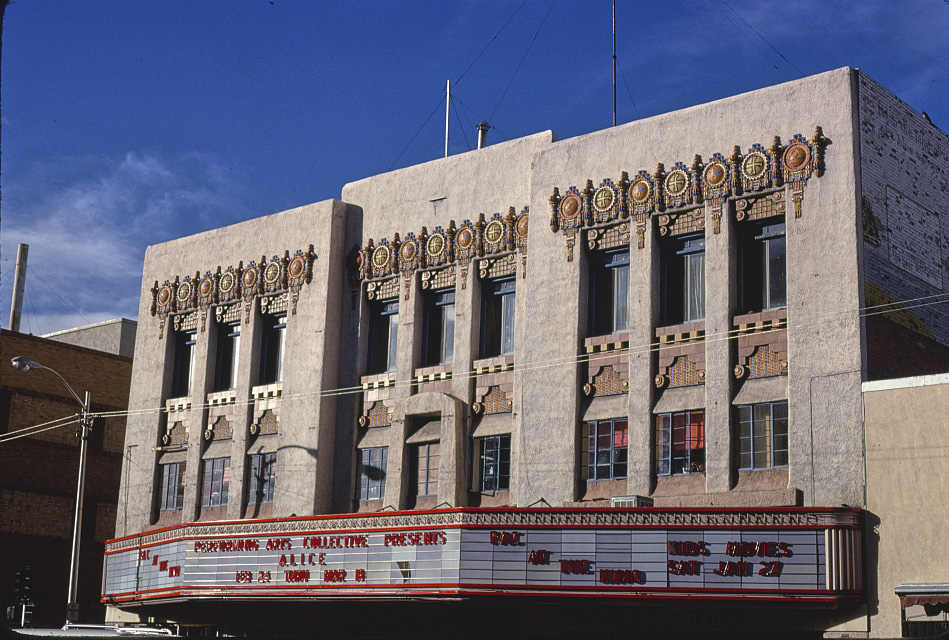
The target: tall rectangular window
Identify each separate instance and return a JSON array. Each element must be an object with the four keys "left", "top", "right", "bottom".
[
  {"left": 739, "top": 221, "right": 786, "bottom": 312},
  {"left": 201, "top": 457, "right": 230, "bottom": 508},
  {"left": 247, "top": 452, "right": 276, "bottom": 504},
  {"left": 737, "top": 401, "right": 789, "bottom": 470},
  {"left": 481, "top": 278, "right": 515, "bottom": 357},
  {"left": 171, "top": 331, "right": 196, "bottom": 398},
  {"left": 412, "top": 442, "right": 439, "bottom": 498},
  {"left": 582, "top": 418, "right": 628, "bottom": 481},
  {"left": 368, "top": 298, "right": 399, "bottom": 374},
  {"left": 661, "top": 235, "right": 705, "bottom": 324},
  {"left": 479, "top": 435, "right": 511, "bottom": 492},
  {"left": 259, "top": 315, "right": 286, "bottom": 385},
  {"left": 656, "top": 410, "right": 705, "bottom": 476},
  {"left": 159, "top": 461, "right": 186, "bottom": 511},
  {"left": 422, "top": 288, "right": 455, "bottom": 366},
  {"left": 590, "top": 249, "right": 629, "bottom": 336},
  {"left": 214, "top": 322, "right": 241, "bottom": 391},
  {"left": 357, "top": 447, "right": 387, "bottom": 501}
]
